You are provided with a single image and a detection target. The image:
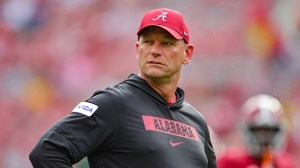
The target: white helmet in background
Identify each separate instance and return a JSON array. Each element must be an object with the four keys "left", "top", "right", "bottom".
[{"left": 239, "top": 94, "right": 287, "bottom": 157}]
